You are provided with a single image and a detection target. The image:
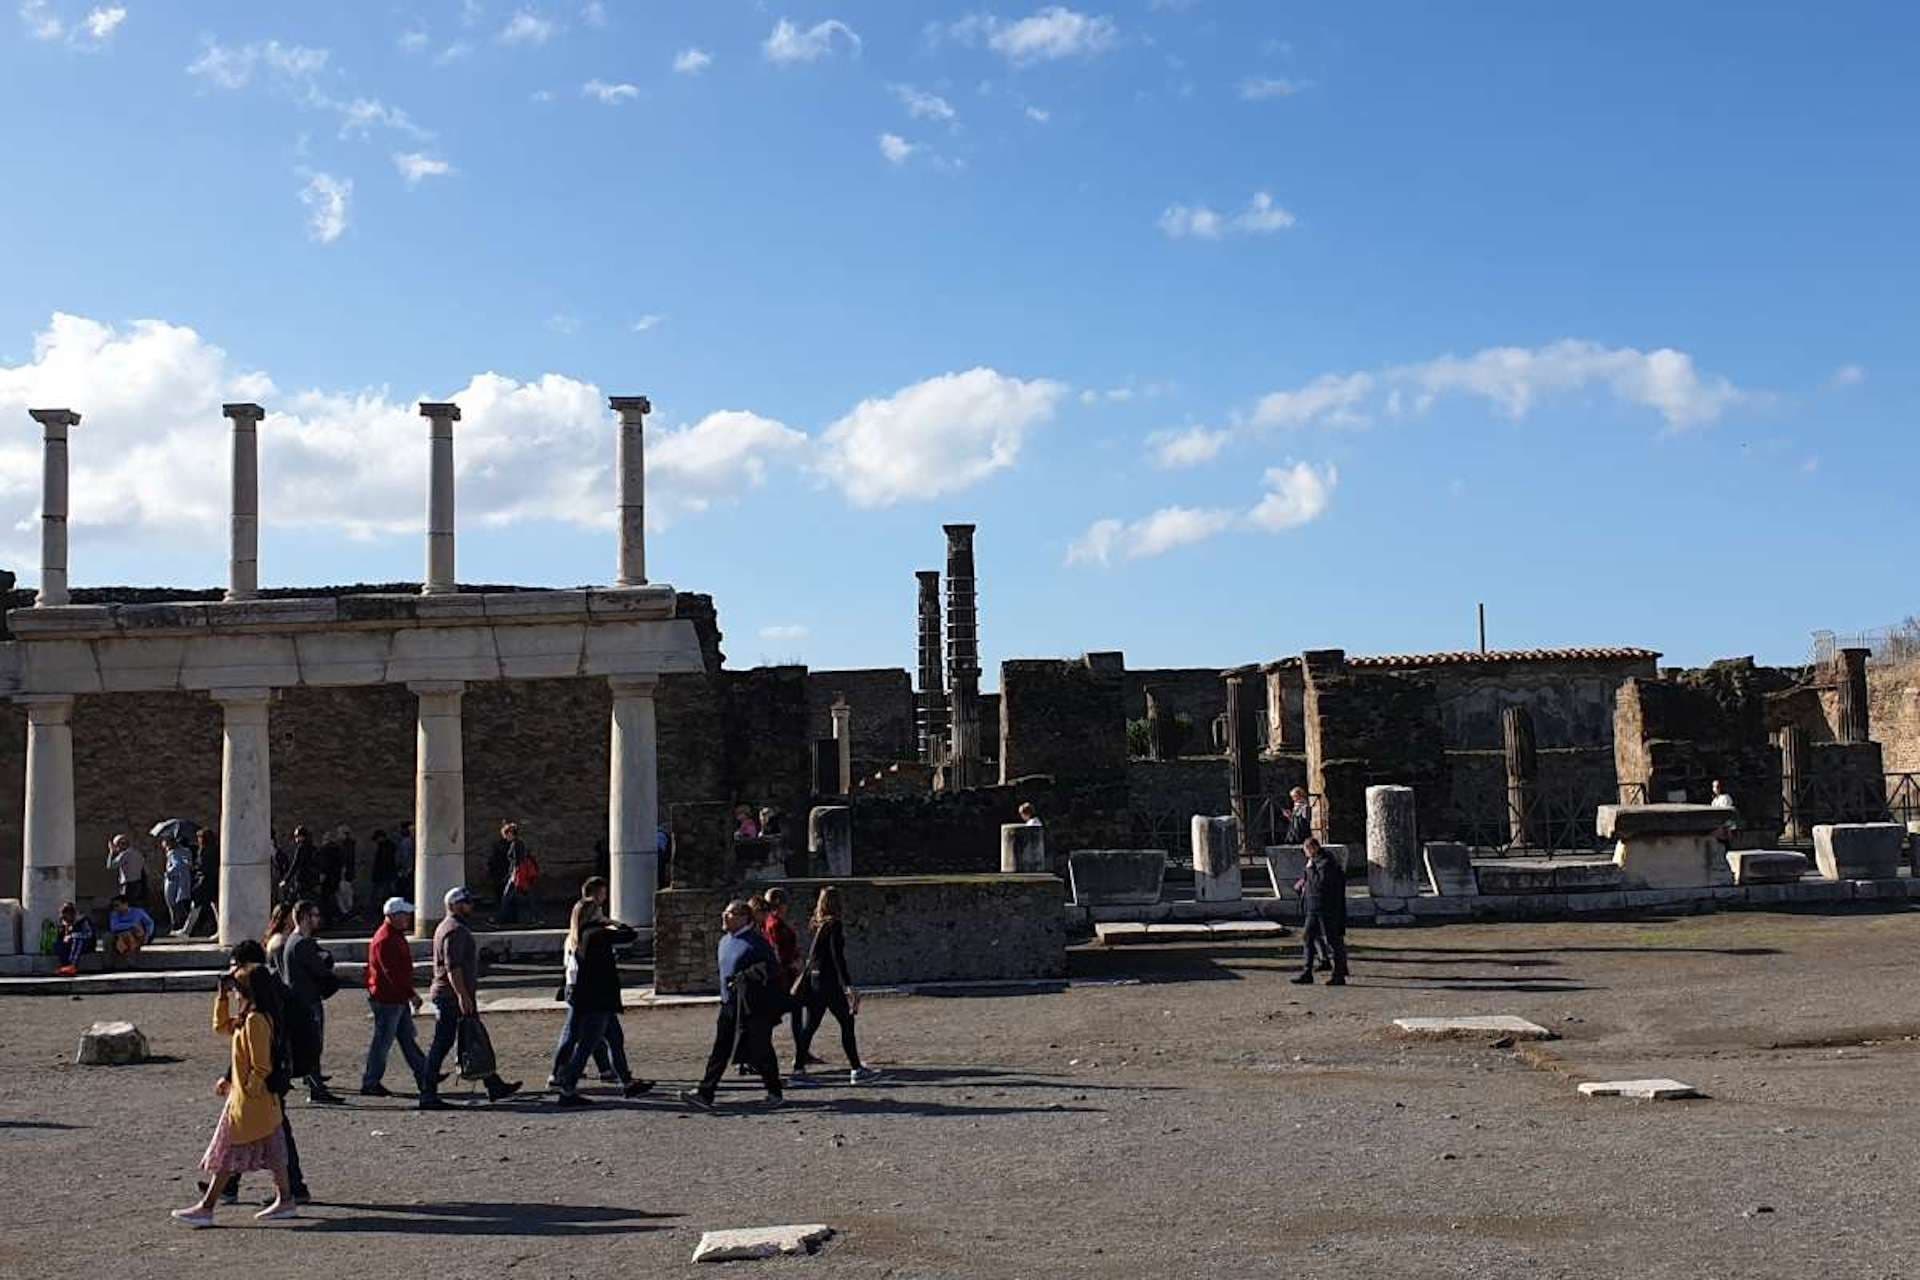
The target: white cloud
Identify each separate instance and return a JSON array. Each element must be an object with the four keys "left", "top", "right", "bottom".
[
  {"left": 1237, "top": 76, "right": 1303, "bottom": 100},
  {"left": 1149, "top": 425, "right": 1231, "bottom": 468},
  {"left": 0, "top": 313, "right": 813, "bottom": 566},
  {"left": 815, "top": 367, "right": 1065, "bottom": 507},
  {"left": 1158, "top": 190, "right": 1294, "bottom": 239},
  {"left": 530, "top": 88, "right": 555, "bottom": 102},
  {"left": 1829, "top": 363, "right": 1866, "bottom": 389},
  {"left": 583, "top": 78, "right": 639, "bottom": 104},
  {"left": 435, "top": 41, "right": 474, "bottom": 65},
  {"left": 581, "top": 1, "right": 607, "bottom": 27},
  {"left": 1246, "top": 461, "right": 1336, "bottom": 531},
  {"left": 81, "top": 5, "right": 123, "bottom": 40},
  {"left": 892, "top": 83, "right": 956, "bottom": 122},
  {"left": 398, "top": 28, "right": 430, "bottom": 52},
  {"left": 673, "top": 47, "right": 712, "bottom": 74},
  {"left": 19, "top": 0, "right": 121, "bottom": 45},
  {"left": 393, "top": 152, "right": 455, "bottom": 184},
  {"left": 335, "top": 97, "right": 429, "bottom": 140},
  {"left": 20, "top": 0, "right": 61, "bottom": 39},
  {"left": 1398, "top": 340, "right": 1740, "bottom": 429},
  {"left": 298, "top": 173, "right": 351, "bottom": 244},
  {"left": 631, "top": 314, "right": 665, "bottom": 333},
  {"left": 1250, "top": 372, "right": 1374, "bottom": 430},
  {"left": 948, "top": 7, "right": 1117, "bottom": 66},
  {"left": 1024, "top": 104, "right": 1050, "bottom": 122},
  {"left": 763, "top": 17, "right": 861, "bottom": 64},
  {"left": 186, "top": 39, "right": 329, "bottom": 90},
  {"left": 1067, "top": 461, "right": 1337, "bottom": 565},
  {"left": 760, "top": 624, "right": 810, "bottom": 642},
  {"left": 878, "top": 133, "right": 917, "bottom": 165},
  {"left": 546, "top": 313, "right": 581, "bottom": 336},
  {"left": 498, "top": 10, "right": 556, "bottom": 44}
]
